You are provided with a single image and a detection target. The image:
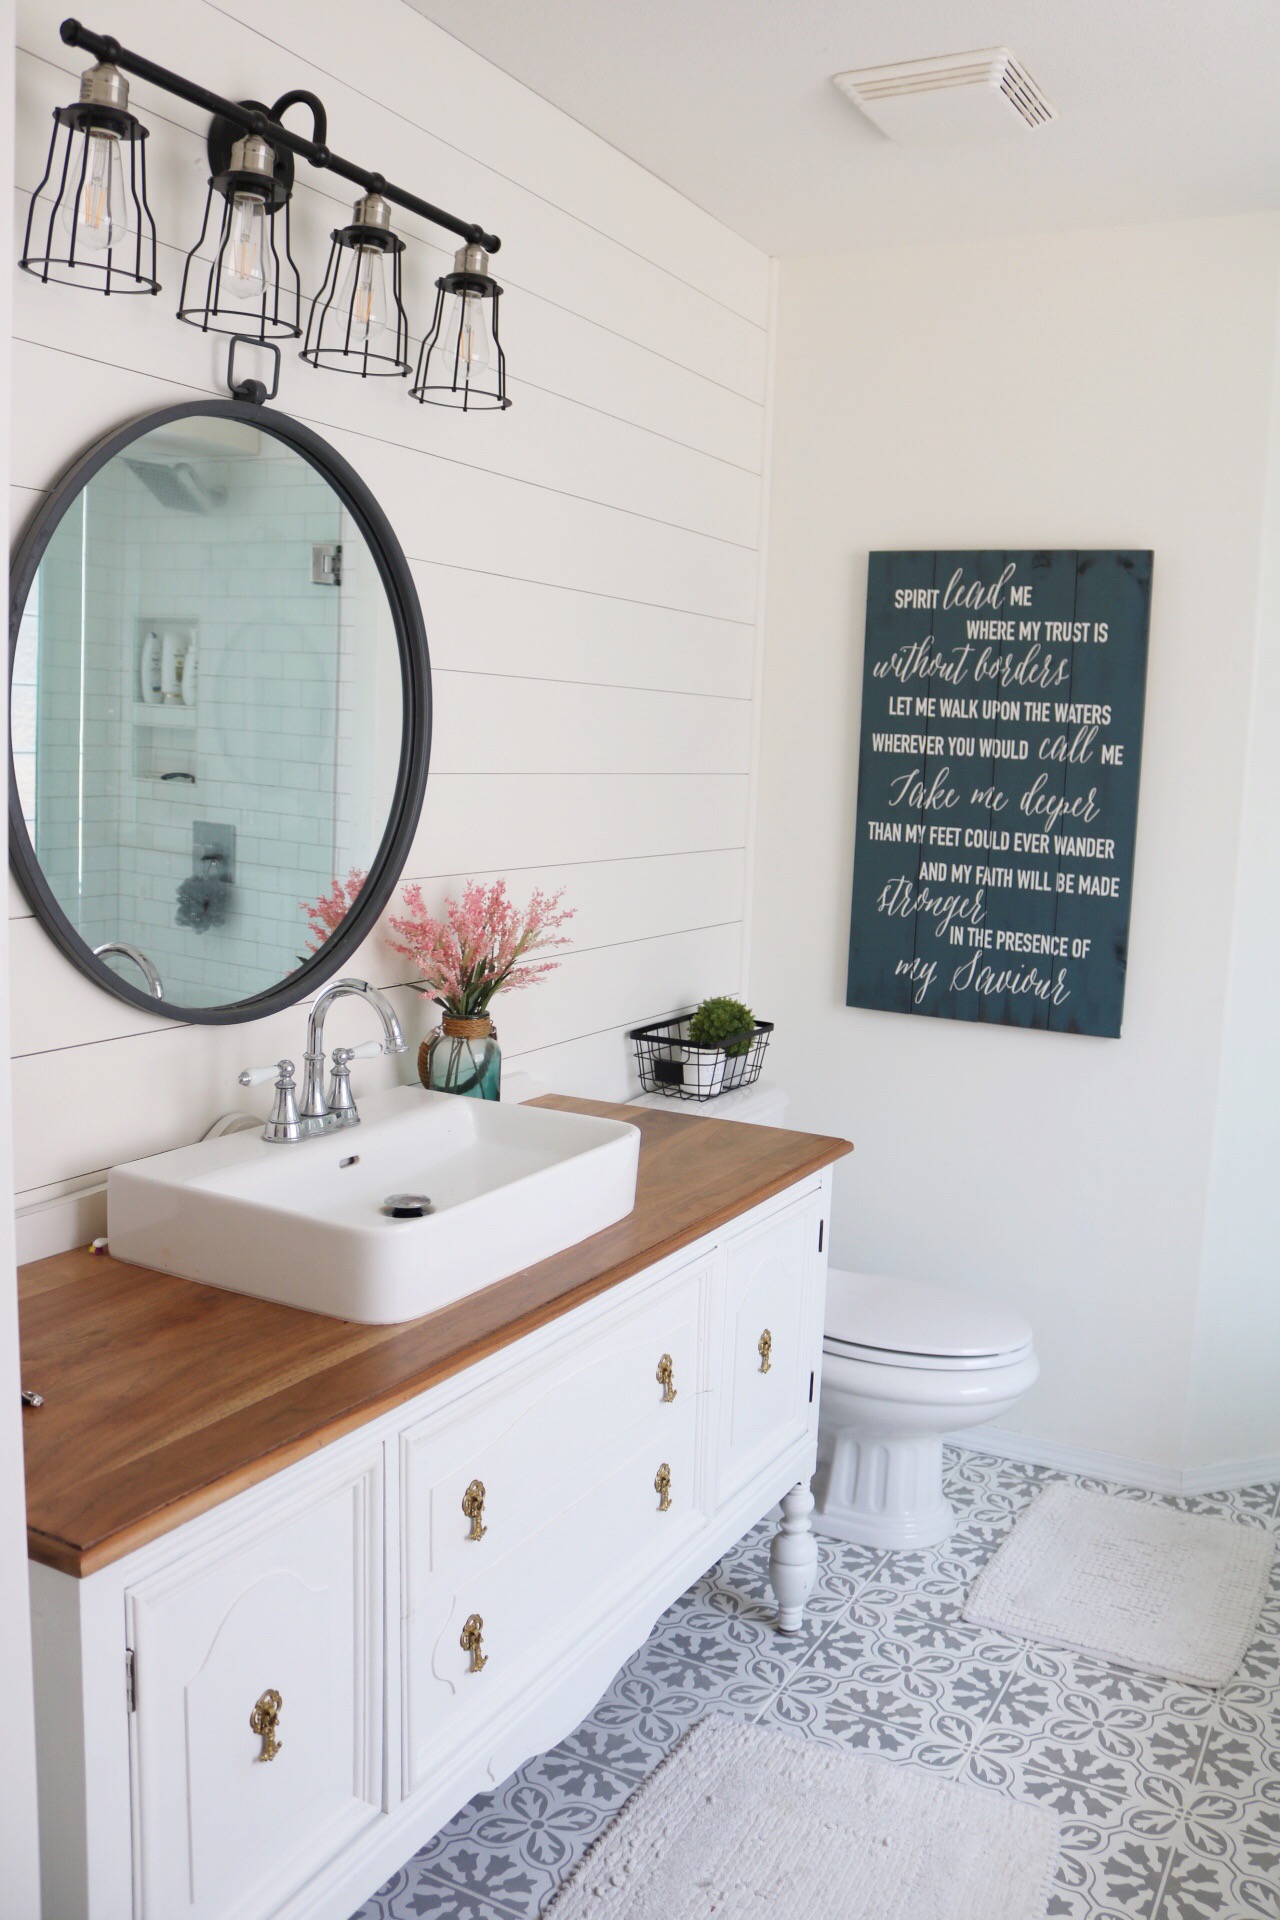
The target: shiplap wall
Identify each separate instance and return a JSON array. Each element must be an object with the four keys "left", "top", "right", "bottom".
[{"left": 8, "top": 0, "right": 773, "bottom": 1234}]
